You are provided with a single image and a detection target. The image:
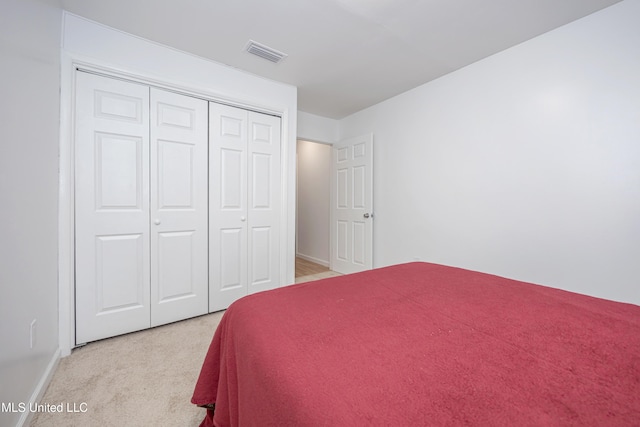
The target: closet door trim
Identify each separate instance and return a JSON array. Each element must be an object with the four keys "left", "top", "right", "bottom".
[{"left": 75, "top": 65, "right": 284, "bottom": 118}]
